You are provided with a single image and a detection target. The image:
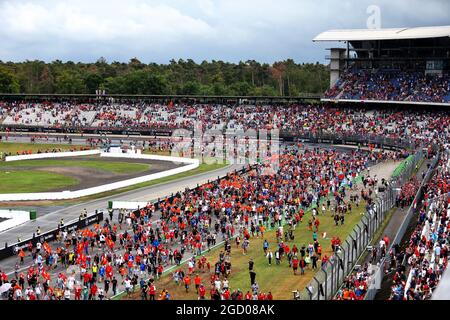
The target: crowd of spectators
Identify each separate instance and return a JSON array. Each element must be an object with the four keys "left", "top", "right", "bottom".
[
  {"left": 396, "top": 177, "right": 420, "bottom": 209},
  {"left": 325, "top": 70, "right": 450, "bottom": 103},
  {"left": 389, "top": 154, "right": 450, "bottom": 300},
  {"left": 2, "top": 101, "right": 450, "bottom": 300},
  {"left": 0, "top": 102, "right": 448, "bottom": 147},
  {"left": 0, "top": 143, "right": 382, "bottom": 300}
]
